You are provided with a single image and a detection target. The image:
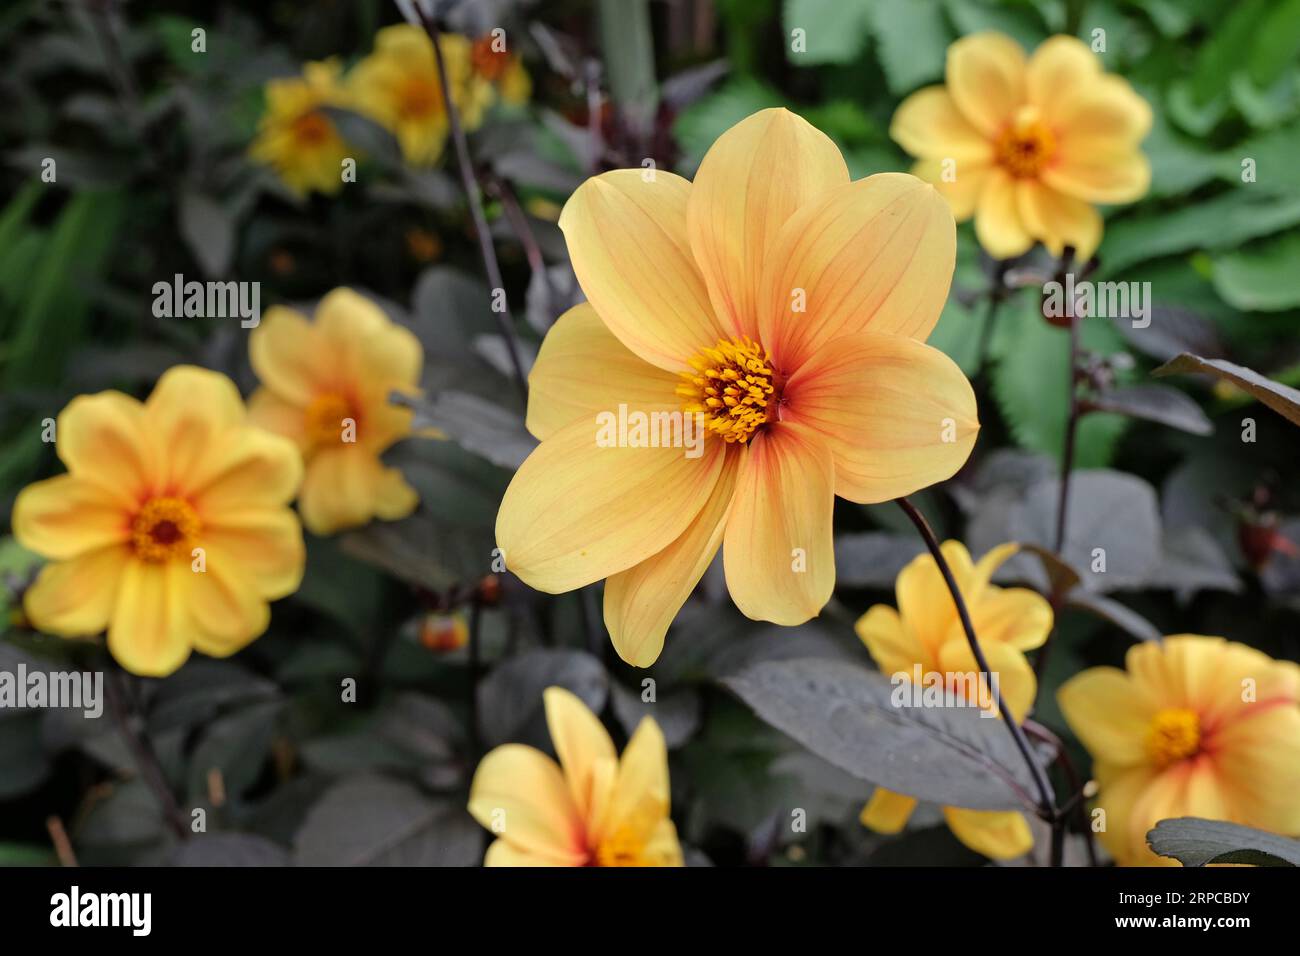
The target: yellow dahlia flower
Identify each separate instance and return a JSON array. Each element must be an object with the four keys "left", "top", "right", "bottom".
[
  {"left": 11, "top": 367, "right": 305, "bottom": 677},
  {"left": 471, "top": 34, "right": 531, "bottom": 106},
  {"left": 855, "top": 541, "right": 1052, "bottom": 859},
  {"left": 249, "top": 59, "right": 354, "bottom": 197},
  {"left": 891, "top": 33, "right": 1151, "bottom": 261},
  {"left": 468, "top": 686, "right": 683, "bottom": 866},
  {"left": 1059, "top": 635, "right": 1300, "bottom": 866},
  {"left": 350, "top": 25, "right": 492, "bottom": 166},
  {"left": 497, "top": 108, "right": 977, "bottom": 667},
  {"left": 247, "top": 288, "right": 422, "bottom": 536}
]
